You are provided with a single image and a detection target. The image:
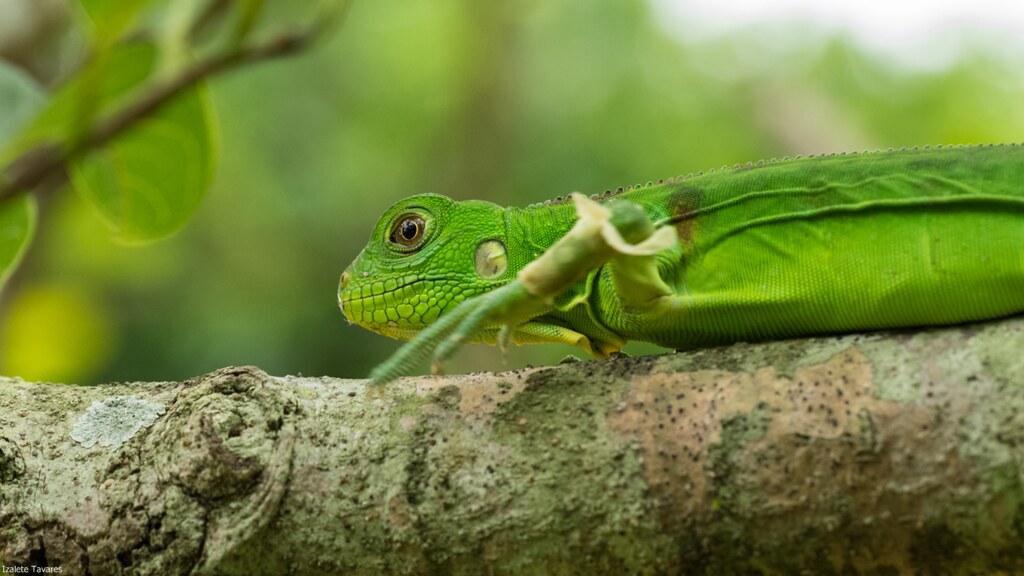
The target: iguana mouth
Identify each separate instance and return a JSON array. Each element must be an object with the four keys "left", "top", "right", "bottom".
[
  {"left": 338, "top": 276, "right": 453, "bottom": 339},
  {"left": 339, "top": 276, "right": 437, "bottom": 305}
]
